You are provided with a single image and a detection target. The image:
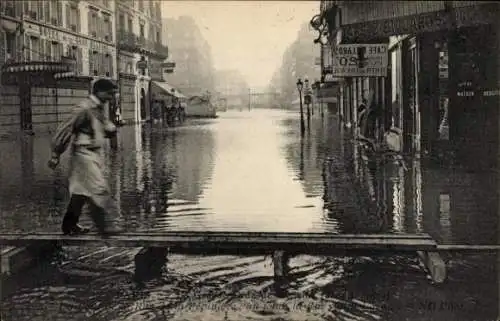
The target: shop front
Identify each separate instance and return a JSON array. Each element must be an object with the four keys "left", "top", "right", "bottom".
[
  {"left": 150, "top": 80, "right": 187, "bottom": 125},
  {"left": 325, "top": 1, "right": 500, "bottom": 168},
  {"left": 1, "top": 57, "right": 85, "bottom": 134}
]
